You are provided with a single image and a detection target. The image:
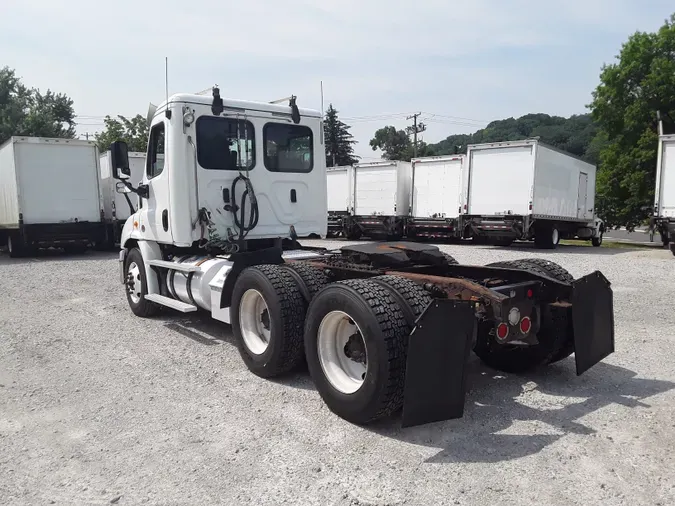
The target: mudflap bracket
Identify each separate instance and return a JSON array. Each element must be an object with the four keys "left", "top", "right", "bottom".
[
  {"left": 401, "top": 299, "right": 476, "bottom": 428},
  {"left": 571, "top": 270, "right": 615, "bottom": 375}
]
